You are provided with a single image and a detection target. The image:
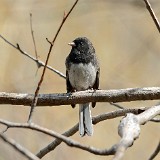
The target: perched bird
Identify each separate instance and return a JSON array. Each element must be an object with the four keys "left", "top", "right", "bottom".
[{"left": 65, "top": 37, "right": 100, "bottom": 136}]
